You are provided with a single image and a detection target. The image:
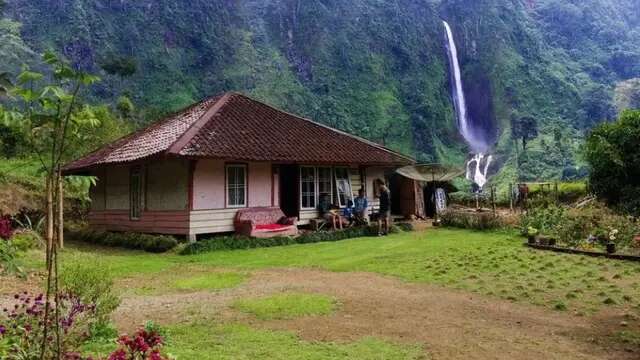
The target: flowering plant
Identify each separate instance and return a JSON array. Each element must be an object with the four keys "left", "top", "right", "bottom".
[
  {"left": 108, "top": 328, "right": 169, "bottom": 360},
  {"left": 0, "top": 291, "right": 95, "bottom": 359},
  {"left": 0, "top": 216, "right": 13, "bottom": 240},
  {"left": 608, "top": 228, "right": 619, "bottom": 242}
]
